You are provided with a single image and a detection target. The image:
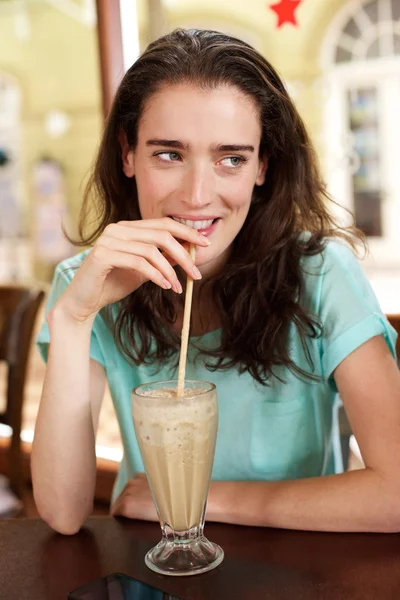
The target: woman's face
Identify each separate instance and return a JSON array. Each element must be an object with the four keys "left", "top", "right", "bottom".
[{"left": 122, "top": 83, "right": 268, "bottom": 276}]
